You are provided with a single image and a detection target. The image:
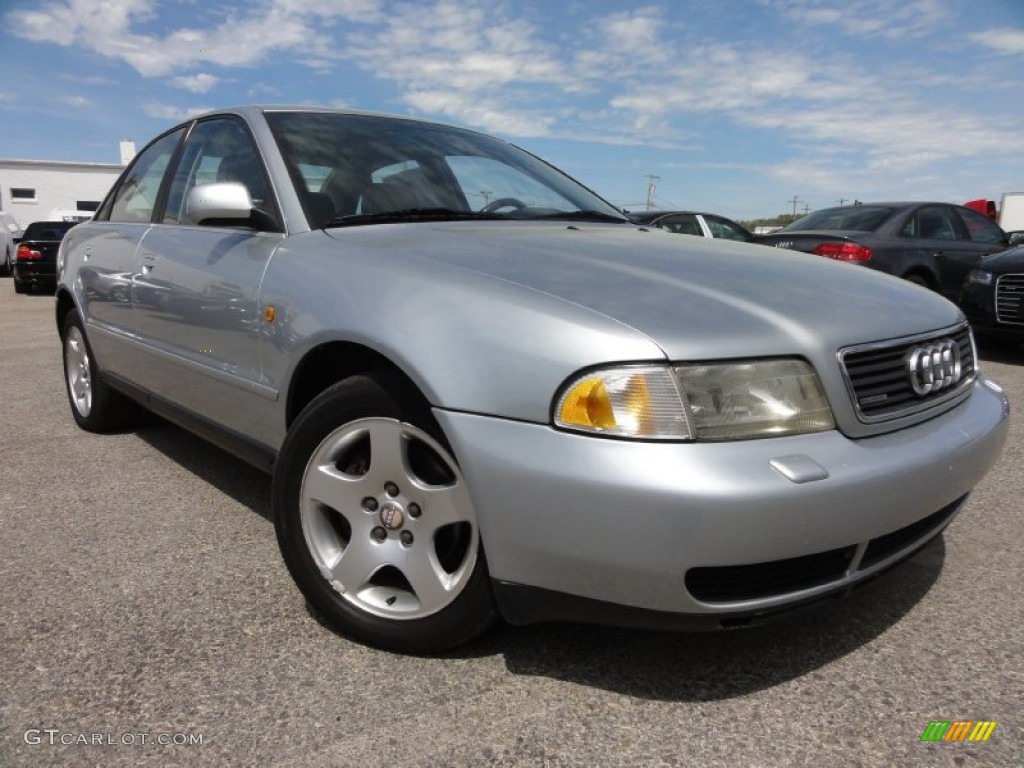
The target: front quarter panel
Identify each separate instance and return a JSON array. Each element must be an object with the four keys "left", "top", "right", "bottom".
[{"left": 258, "top": 230, "right": 666, "bottom": 440}]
